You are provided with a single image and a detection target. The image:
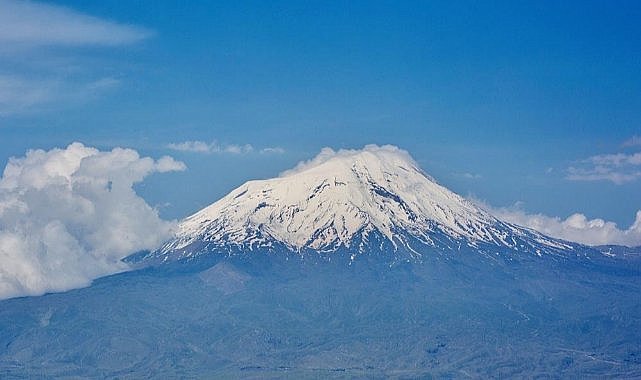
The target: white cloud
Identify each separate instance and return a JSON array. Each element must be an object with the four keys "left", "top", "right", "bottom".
[
  {"left": 567, "top": 151, "right": 641, "bottom": 184},
  {"left": 167, "top": 140, "right": 212, "bottom": 153},
  {"left": 623, "top": 136, "right": 641, "bottom": 147},
  {"left": 453, "top": 172, "right": 482, "bottom": 180},
  {"left": 85, "top": 77, "right": 121, "bottom": 91},
  {"left": 479, "top": 201, "right": 641, "bottom": 247},
  {"left": 167, "top": 140, "right": 263, "bottom": 155},
  {"left": 0, "top": 75, "right": 54, "bottom": 116},
  {"left": 280, "top": 144, "right": 417, "bottom": 177},
  {"left": 0, "top": 0, "right": 151, "bottom": 116},
  {"left": 0, "top": 142, "right": 185, "bottom": 300},
  {"left": 0, "top": 0, "right": 151, "bottom": 48},
  {"left": 260, "top": 147, "right": 285, "bottom": 154},
  {"left": 0, "top": 75, "right": 122, "bottom": 116},
  {"left": 567, "top": 167, "right": 641, "bottom": 184},
  {"left": 586, "top": 152, "right": 641, "bottom": 166},
  {"left": 224, "top": 144, "right": 254, "bottom": 154}
]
